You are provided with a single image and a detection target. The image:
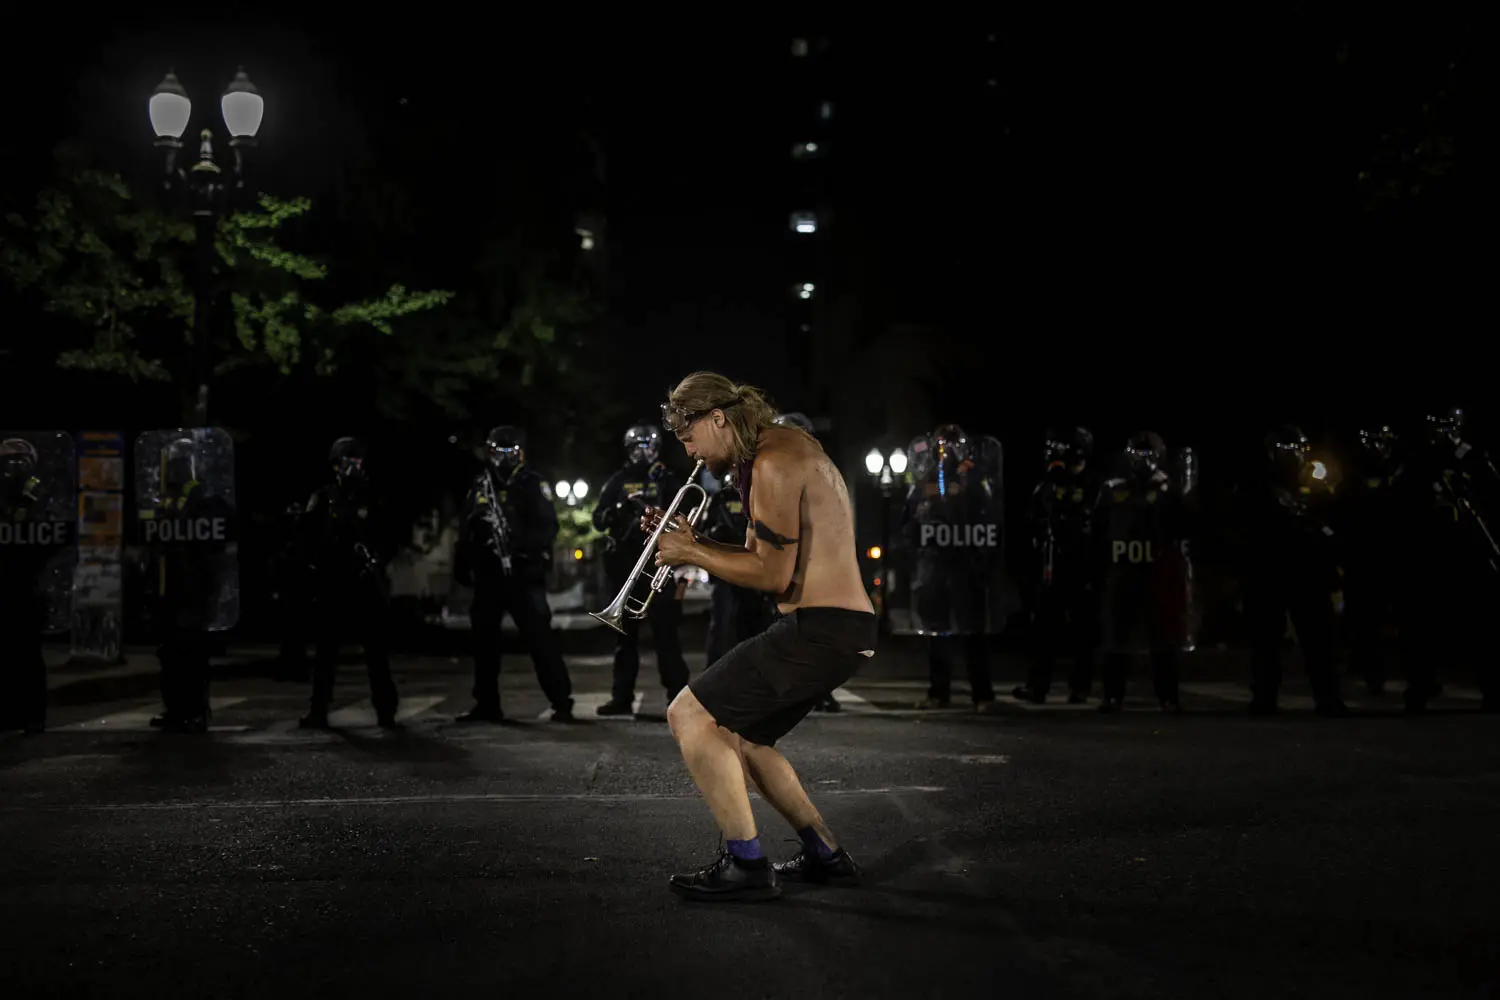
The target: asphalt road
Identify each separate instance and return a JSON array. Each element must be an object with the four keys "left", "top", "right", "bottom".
[{"left": 3, "top": 653, "right": 1498, "bottom": 999}]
